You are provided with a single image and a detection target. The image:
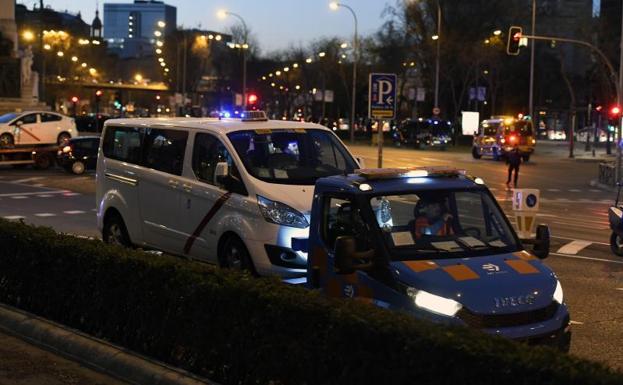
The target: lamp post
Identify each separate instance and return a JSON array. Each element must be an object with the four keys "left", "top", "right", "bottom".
[
  {"left": 433, "top": 1, "right": 441, "bottom": 112},
  {"left": 218, "top": 10, "right": 249, "bottom": 110},
  {"left": 330, "top": 1, "right": 358, "bottom": 143}
]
